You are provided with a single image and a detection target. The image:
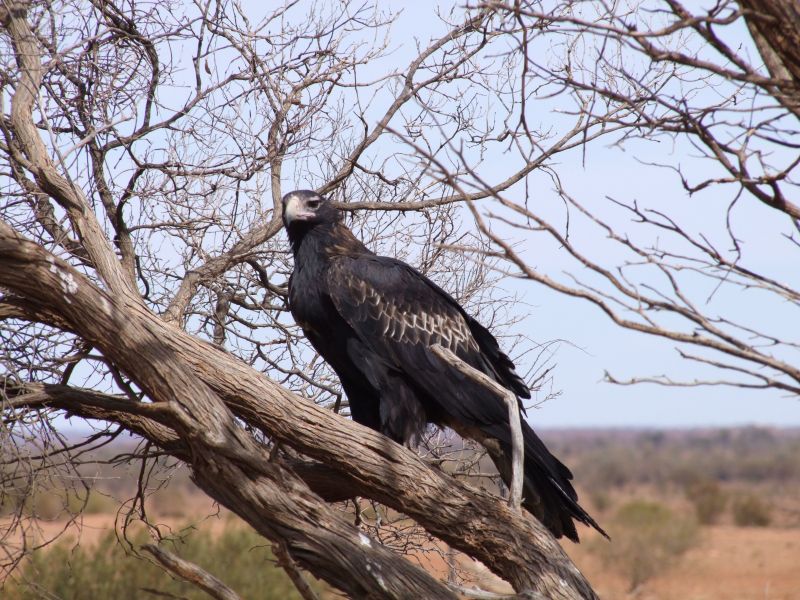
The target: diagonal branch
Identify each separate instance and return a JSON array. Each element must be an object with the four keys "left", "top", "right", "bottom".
[
  {"left": 2, "top": 1, "right": 135, "bottom": 295},
  {"left": 272, "top": 541, "right": 321, "bottom": 600},
  {"left": 0, "top": 220, "right": 459, "bottom": 599},
  {"left": 141, "top": 544, "right": 243, "bottom": 600},
  {"left": 163, "top": 217, "right": 284, "bottom": 324},
  {"left": 0, "top": 217, "right": 597, "bottom": 599}
]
